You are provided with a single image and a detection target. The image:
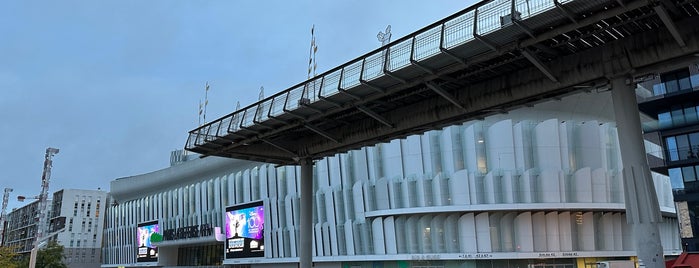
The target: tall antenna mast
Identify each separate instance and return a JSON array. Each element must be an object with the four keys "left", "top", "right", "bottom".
[
  {"left": 203, "top": 82, "right": 210, "bottom": 124},
  {"left": 308, "top": 25, "right": 318, "bottom": 79},
  {"left": 35, "top": 147, "right": 59, "bottom": 246},
  {"left": 304, "top": 25, "right": 319, "bottom": 102},
  {"left": 0, "top": 187, "right": 12, "bottom": 246},
  {"left": 198, "top": 82, "right": 211, "bottom": 127}
]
